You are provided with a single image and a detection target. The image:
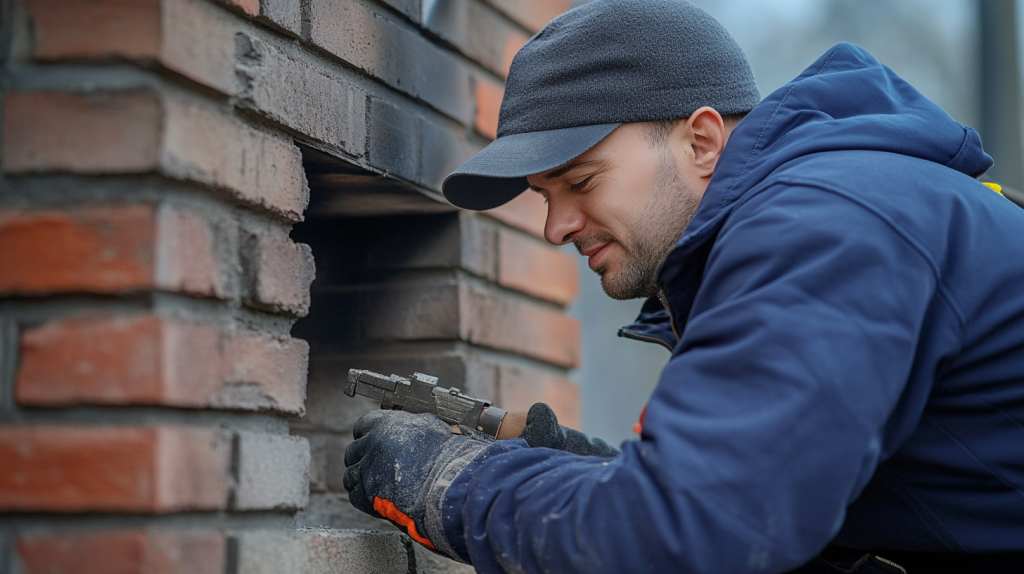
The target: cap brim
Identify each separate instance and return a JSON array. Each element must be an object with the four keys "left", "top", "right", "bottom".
[{"left": 442, "top": 123, "right": 620, "bottom": 210}]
